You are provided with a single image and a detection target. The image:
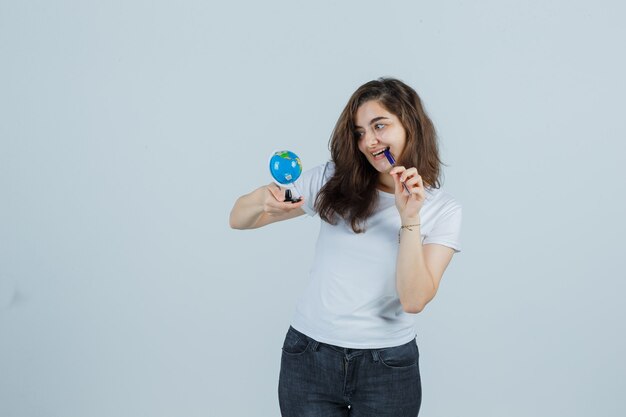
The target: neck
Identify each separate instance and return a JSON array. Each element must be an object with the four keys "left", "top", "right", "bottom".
[{"left": 377, "top": 173, "right": 395, "bottom": 194}]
